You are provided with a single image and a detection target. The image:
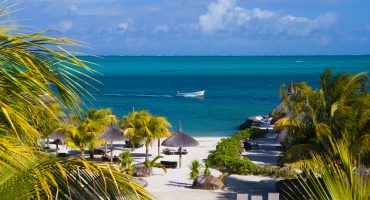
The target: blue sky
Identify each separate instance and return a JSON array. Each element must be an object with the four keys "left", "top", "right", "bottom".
[{"left": 11, "top": 0, "right": 370, "bottom": 55}]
